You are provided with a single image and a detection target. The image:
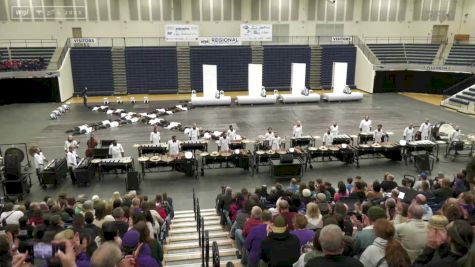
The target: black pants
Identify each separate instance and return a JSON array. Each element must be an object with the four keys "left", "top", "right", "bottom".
[
  {"left": 68, "top": 167, "right": 76, "bottom": 184},
  {"left": 36, "top": 168, "right": 43, "bottom": 184}
]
